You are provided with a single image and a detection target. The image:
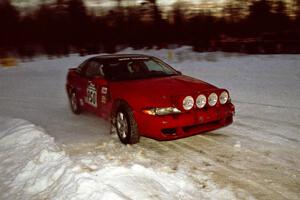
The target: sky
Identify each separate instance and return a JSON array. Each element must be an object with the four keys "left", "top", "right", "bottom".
[
  {"left": 9, "top": 0, "right": 229, "bottom": 17},
  {"left": 10, "top": 0, "right": 229, "bottom": 9},
  {"left": 10, "top": 0, "right": 295, "bottom": 16}
]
